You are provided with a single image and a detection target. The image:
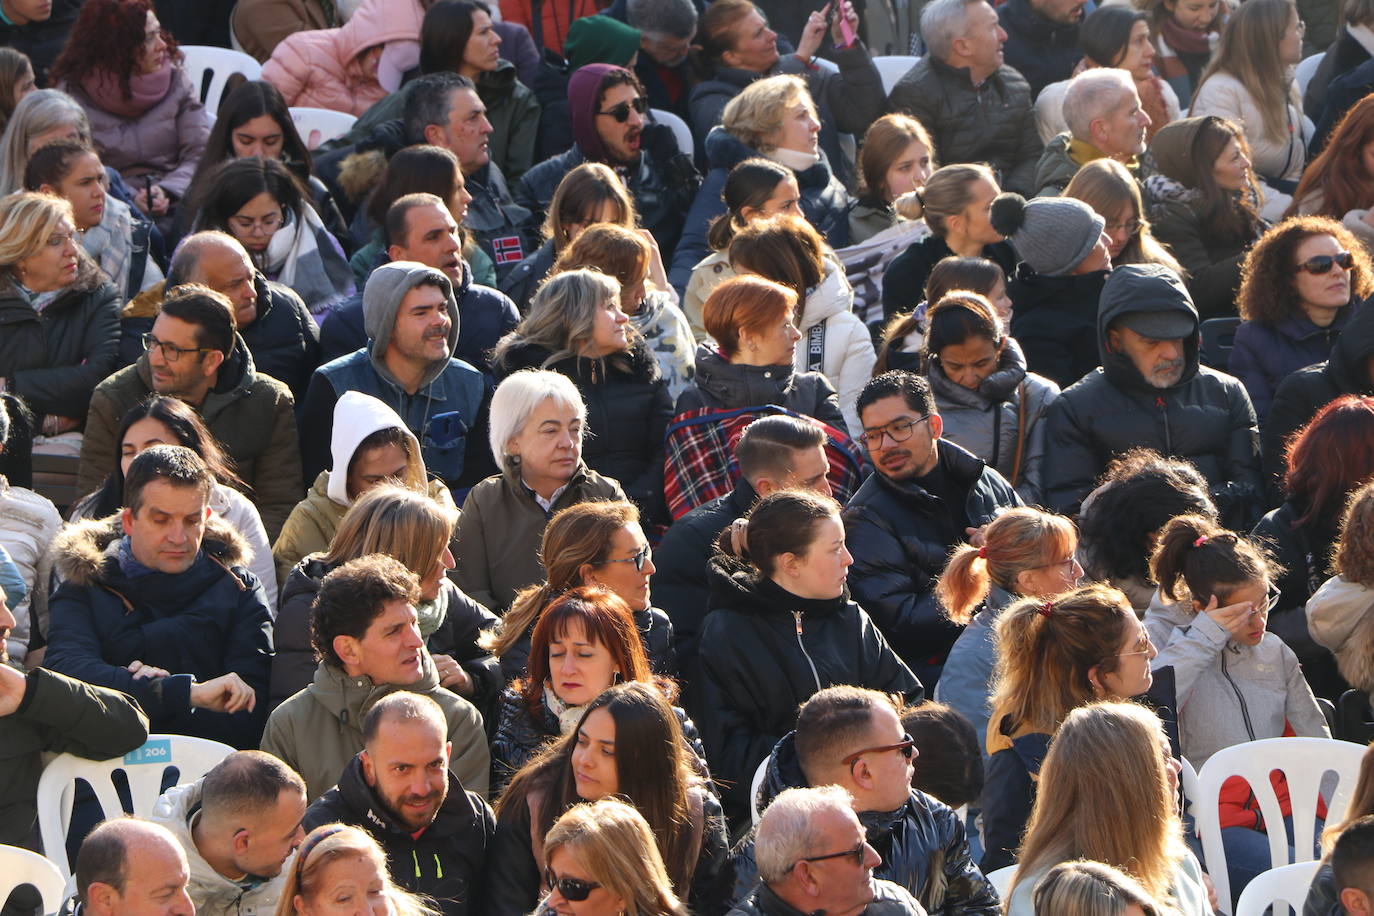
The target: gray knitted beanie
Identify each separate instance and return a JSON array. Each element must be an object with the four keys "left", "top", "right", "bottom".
[{"left": 989, "top": 192, "right": 1106, "bottom": 277}]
